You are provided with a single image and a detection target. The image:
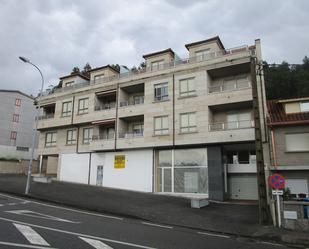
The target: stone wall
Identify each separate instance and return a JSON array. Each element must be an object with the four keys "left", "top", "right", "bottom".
[
  {"left": 282, "top": 201, "right": 309, "bottom": 231},
  {"left": 0, "top": 160, "right": 39, "bottom": 174}
]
